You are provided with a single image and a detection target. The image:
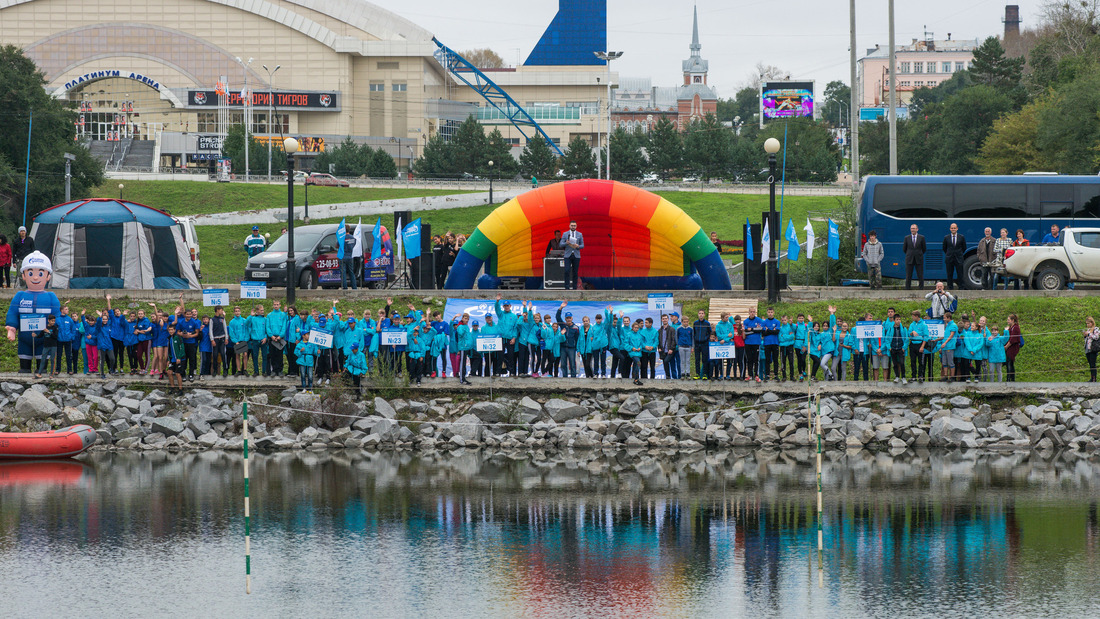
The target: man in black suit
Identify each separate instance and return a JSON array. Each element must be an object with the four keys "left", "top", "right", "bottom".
[
  {"left": 942, "top": 222, "right": 966, "bottom": 290},
  {"left": 902, "top": 224, "right": 926, "bottom": 290}
]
